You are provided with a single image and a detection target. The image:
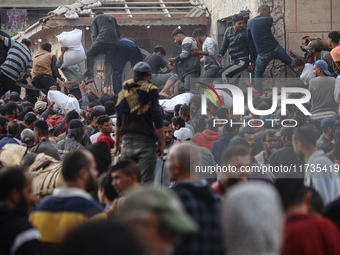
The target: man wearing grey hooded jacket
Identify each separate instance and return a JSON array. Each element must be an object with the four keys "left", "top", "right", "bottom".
[{"left": 86, "top": 11, "right": 120, "bottom": 91}]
